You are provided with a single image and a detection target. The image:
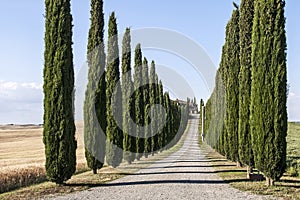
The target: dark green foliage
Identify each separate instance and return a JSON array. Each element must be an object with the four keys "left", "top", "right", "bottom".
[
  {"left": 121, "top": 28, "right": 135, "bottom": 163},
  {"left": 250, "top": 0, "right": 287, "bottom": 182},
  {"left": 105, "top": 12, "right": 123, "bottom": 168},
  {"left": 149, "top": 61, "right": 157, "bottom": 154},
  {"left": 142, "top": 58, "right": 150, "bottom": 157},
  {"left": 204, "top": 8, "right": 239, "bottom": 159},
  {"left": 84, "top": 0, "right": 106, "bottom": 174},
  {"left": 224, "top": 7, "right": 240, "bottom": 162},
  {"left": 133, "top": 43, "right": 144, "bottom": 159},
  {"left": 157, "top": 80, "right": 165, "bottom": 150},
  {"left": 163, "top": 93, "right": 172, "bottom": 147},
  {"left": 204, "top": 97, "right": 212, "bottom": 140},
  {"left": 204, "top": 47, "right": 227, "bottom": 154},
  {"left": 198, "top": 99, "right": 204, "bottom": 137},
  {"left": 238, "top": 0, "right": 254, "bottom": 168},
  {"left": 144, "top": 103, "right": 151, "bottom": 156},
  {"left": 215, "top": 68, "right": 226, "bottom": 155},
  {"left": 43, "top": 0, "right": 76, "bottom": 184},
  {"left": 162, "top": 93, "right": 169, "bottom": 149}
]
